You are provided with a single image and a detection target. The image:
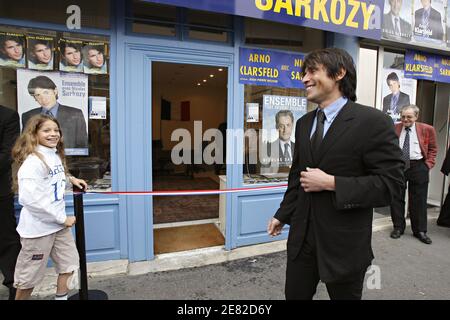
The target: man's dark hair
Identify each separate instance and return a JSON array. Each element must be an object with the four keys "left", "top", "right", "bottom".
[
  {"left": 386, "top": 72, "right": 400, "bottom": 85},
  {"left": 275, "top": 110, "right": 294, "bottom": 128},
  {"left": 302, "top": 48, "right": 357, "bottom": 101},
  {"left": 0, "top": 35, "right": 24, "bottom": 48},
  {"left": 27, "top": 76, "right": 57, "bottom": 96}
]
